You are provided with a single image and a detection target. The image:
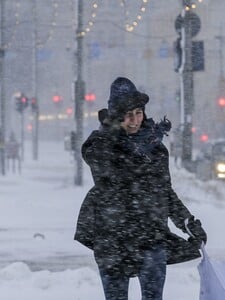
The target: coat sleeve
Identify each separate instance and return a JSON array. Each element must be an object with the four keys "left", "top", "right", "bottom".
[
  {"left": 163, "top": 152, "right": 193, "bottom": 231},
  {"left": 74, "top": 188, "right": 96, "bottom": 250},
  {"left": 168, "top": 187, "right": 193, "bottom": 232},
  {"left": 82, "top": 131, "right": 147, "bottom": 187}
]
